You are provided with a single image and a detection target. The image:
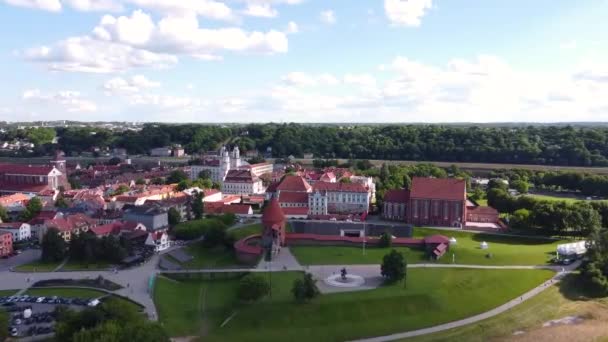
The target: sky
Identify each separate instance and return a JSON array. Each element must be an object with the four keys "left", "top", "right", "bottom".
[{"left": 0, "top": 0, "right": 607, "bottom": 123}]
